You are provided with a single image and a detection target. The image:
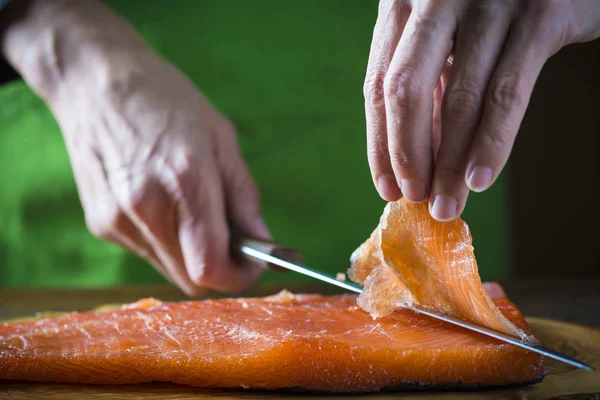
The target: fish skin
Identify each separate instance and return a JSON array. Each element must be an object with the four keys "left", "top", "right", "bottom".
[{"left": 0, "top": 289, "right": 544, "bottom": 392}]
